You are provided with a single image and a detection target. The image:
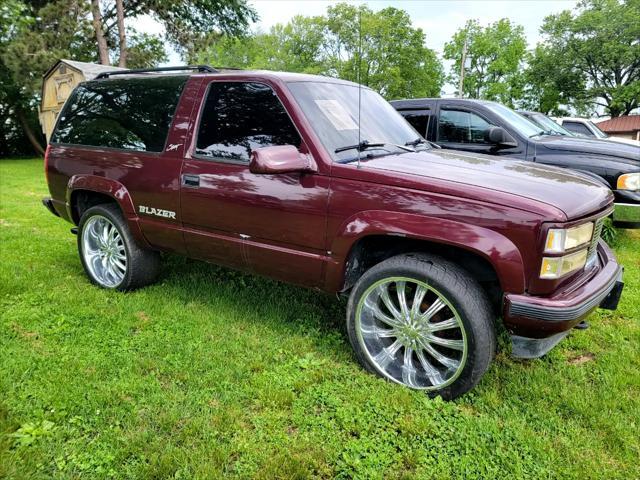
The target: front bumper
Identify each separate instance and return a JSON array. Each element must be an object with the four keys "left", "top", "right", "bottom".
[
  {"left": 613, "top": 189, "right": 640, "bottom": 228},
  {"left": 503, "top": 240, "right": 623, "bottom": 358},
  {"left": 613, "top": 202, "right": 640, "bottom": 227}
]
